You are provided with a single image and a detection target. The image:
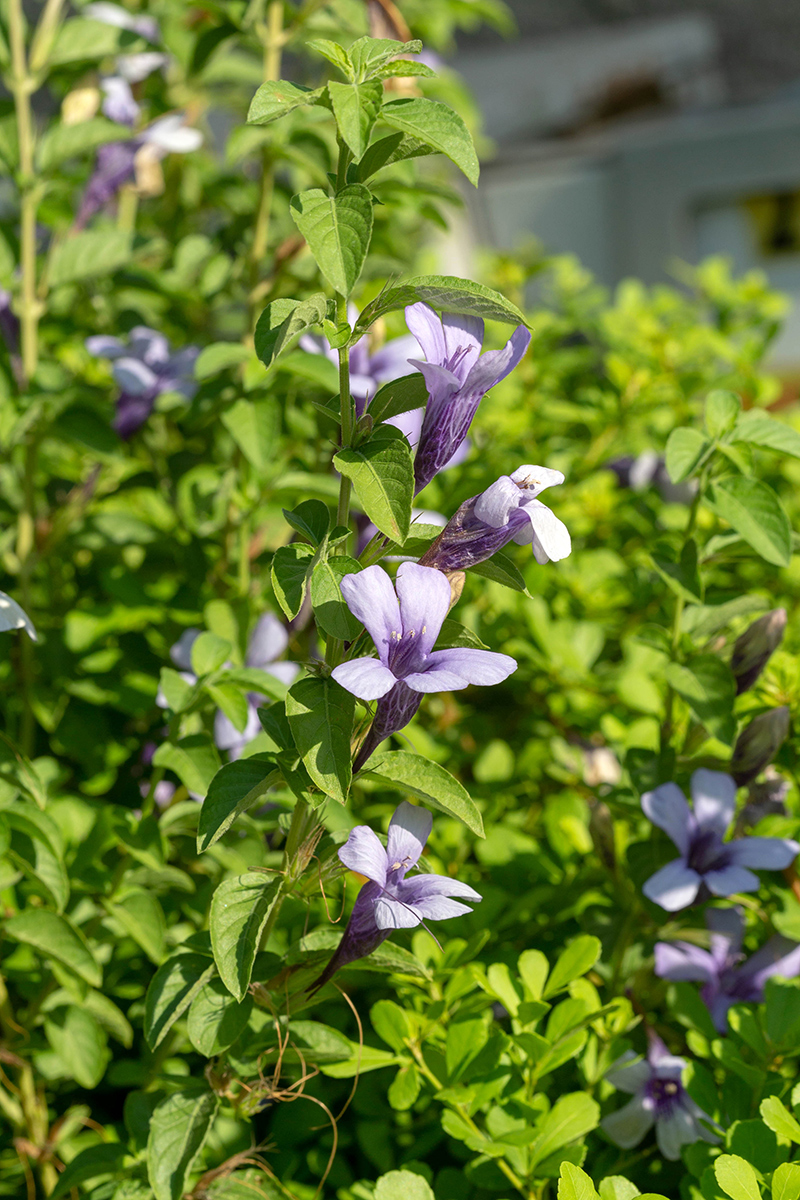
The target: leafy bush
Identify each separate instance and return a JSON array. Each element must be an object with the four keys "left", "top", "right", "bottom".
[{"left": 2, "top": 3, "right": 800, "bottom": 1200}]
